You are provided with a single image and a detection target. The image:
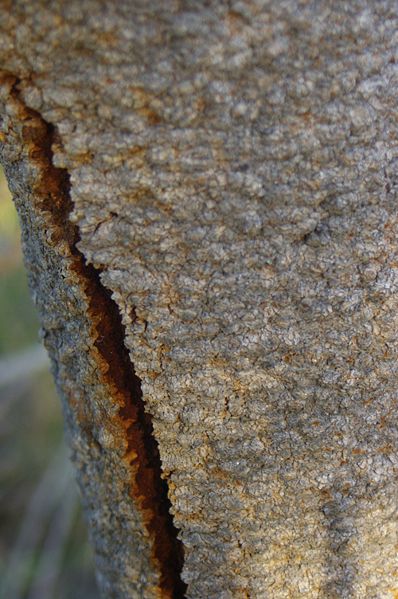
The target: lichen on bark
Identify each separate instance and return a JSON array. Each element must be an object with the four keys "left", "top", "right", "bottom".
[{"left": 1, "top": 1, "right": 398, "bottom": 598}]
